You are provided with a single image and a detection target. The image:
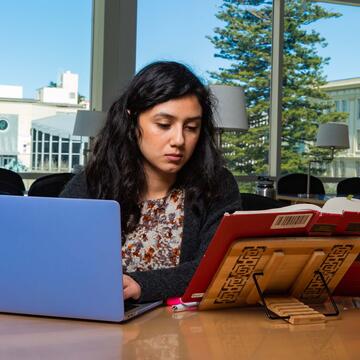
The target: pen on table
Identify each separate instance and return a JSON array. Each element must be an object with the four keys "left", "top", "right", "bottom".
[{"left": 167, "top": 297, "right": 199, "bottom": 312}]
